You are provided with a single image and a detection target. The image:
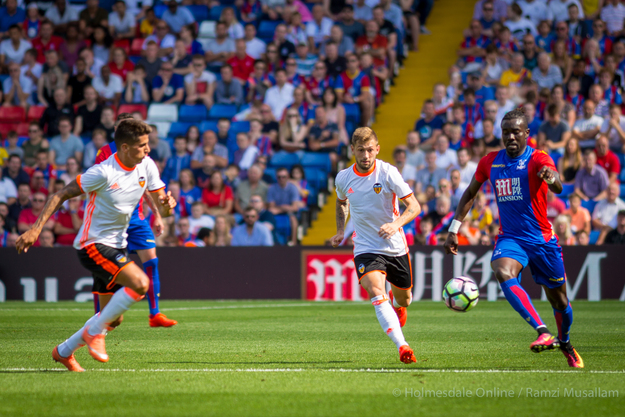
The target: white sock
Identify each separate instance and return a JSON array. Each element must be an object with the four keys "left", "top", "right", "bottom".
[
  {"left": 372, "top": 295, "right": 407, "bottom": 350},
  {"left": 392, "top": 291, "right": 412, "bottom": 308},
  {"left": 88, "top": 288, "right": 143, "bottom": 336},
  {"left": 58, "top": 314, "right": 100, "bottom": 358}
]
